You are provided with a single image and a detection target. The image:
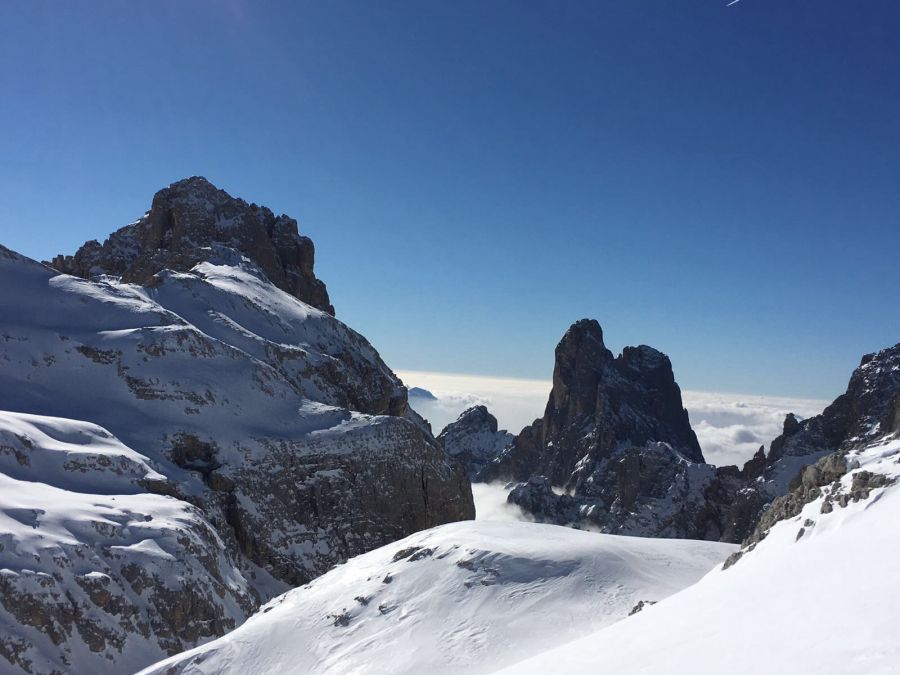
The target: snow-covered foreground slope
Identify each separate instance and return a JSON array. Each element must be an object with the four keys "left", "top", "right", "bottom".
[
  {"left": 141, "top": 521, "right": 735, "bottom": 675},
  {"left": 503, "top": 437, "right": 900, "bottom": 675}
]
